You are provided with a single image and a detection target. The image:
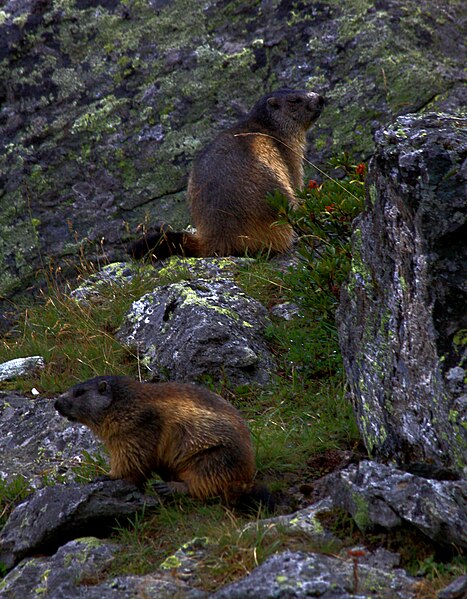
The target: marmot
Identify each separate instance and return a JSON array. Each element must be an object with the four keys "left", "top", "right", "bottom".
[
  {"left": 129, "top": 88, "right": 324, "bottom": 259},
  {"left": 55, "top": 376, "right": 272, "bottom": 509}
]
